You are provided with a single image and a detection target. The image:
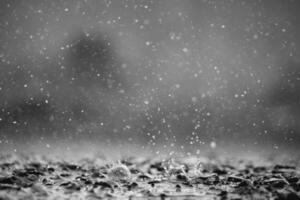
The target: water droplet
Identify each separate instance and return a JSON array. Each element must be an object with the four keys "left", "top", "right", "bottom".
[{"left": 210, "top": 141, "right": 216, "bottom": 149}]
